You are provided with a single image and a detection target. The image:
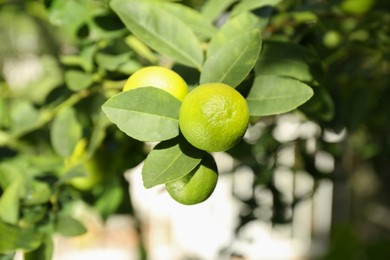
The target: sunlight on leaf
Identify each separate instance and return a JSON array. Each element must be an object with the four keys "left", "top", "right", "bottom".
[
  {"left": 247, "top": 75, "right": 314, "bottom": 116},
  {"left": 102, "top": 87, "right": 181, "bottom": 142}
]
